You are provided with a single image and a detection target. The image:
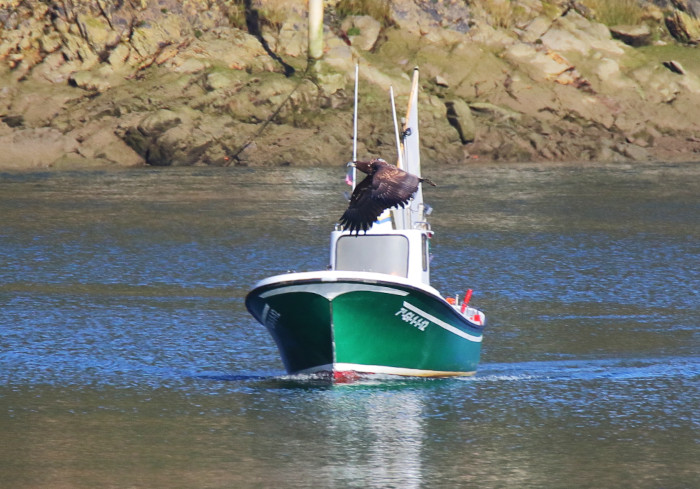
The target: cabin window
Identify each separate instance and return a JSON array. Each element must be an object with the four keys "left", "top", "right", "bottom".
[
  {"left": 335, "top": 235, "right": 409, "bottom": 276},
  {"left": 422, "top": 234, "right": 429, "bottom": 272}
]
